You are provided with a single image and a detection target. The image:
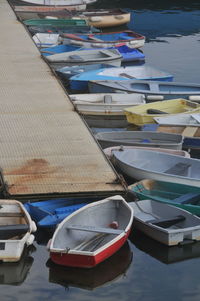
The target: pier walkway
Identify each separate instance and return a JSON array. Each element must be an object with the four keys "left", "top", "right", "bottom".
[{"left": 0, "top": 0, "right": 125, "bottom": 199}]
